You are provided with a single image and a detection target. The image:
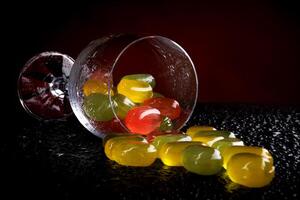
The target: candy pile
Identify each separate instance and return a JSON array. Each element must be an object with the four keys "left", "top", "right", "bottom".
[
  {"left": 82, "top": 72, "right": 181, "bottom": 134},
  {"left": 104, "top": 126, "right": 275, "bottom": 188},
  {"left": 82, "top": 71, "right": 275, "bottom": 189}
]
